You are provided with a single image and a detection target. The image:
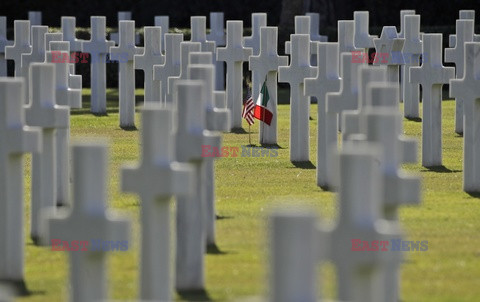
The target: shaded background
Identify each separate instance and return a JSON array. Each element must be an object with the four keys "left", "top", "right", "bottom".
[
  {"left": 2, "top": 0, "right": 479, "bottom": 29},
  {"left": 2, "top": 0, "right": 480, "bottom": 88}
]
